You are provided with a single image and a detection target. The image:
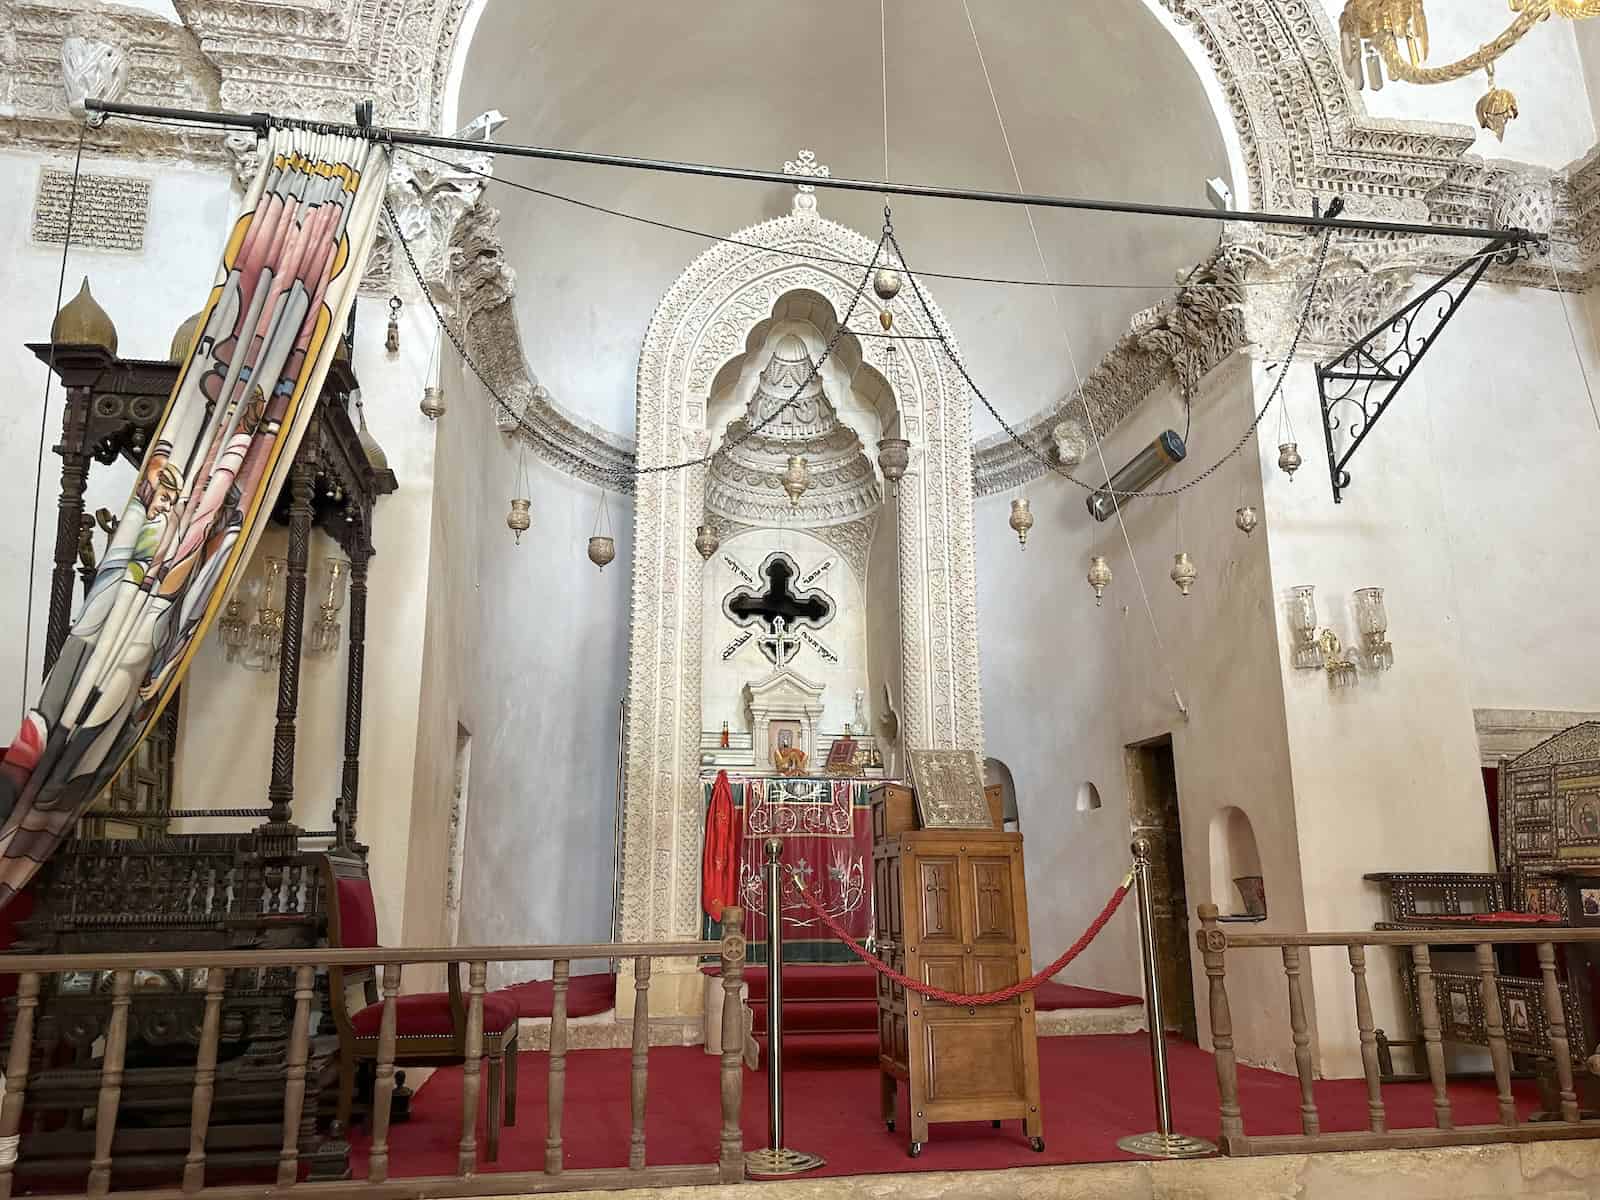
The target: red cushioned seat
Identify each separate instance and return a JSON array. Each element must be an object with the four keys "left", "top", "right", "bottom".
[{"left": 351, "top": 989, "right": 519, "bottom": 1038}]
